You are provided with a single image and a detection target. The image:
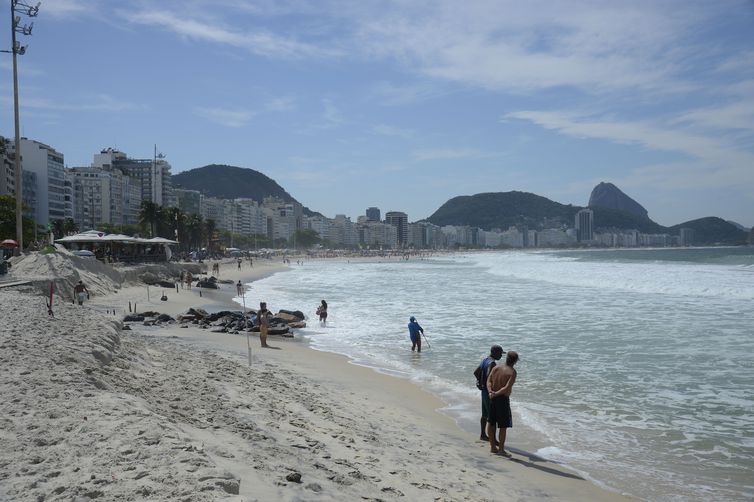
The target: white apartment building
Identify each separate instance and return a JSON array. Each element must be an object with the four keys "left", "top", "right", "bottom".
[
  {"left": 15, "top": 138, "right": 66, "bottom": 226},
  {"left": 359, "top": 221, "right": 398, "bottom": 249},
  {"left": 69, "top": 166, "right": 141, "bottom": 228},
  {"left": 93, "top": 147, "right": 173, "bottom": 207}
]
